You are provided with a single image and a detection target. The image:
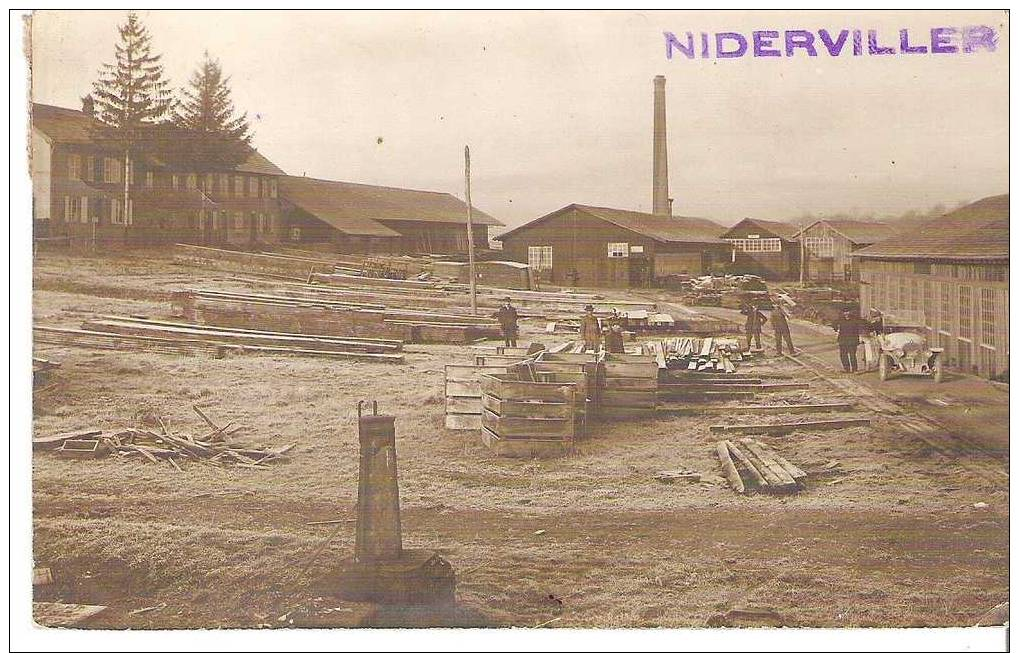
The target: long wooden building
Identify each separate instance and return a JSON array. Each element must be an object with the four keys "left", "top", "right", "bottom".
[
  {"left": 721, "top": 218, "right": 801, "bottom": 280},
  {"left": 495, "top": 204, "right": 730, "bottom": 288},
  {"left": 854, "top": 194, "right": 1009, "bottom": 378},
  {"left": 795, "top": 219, "right": 901, "bottom": 281}
]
